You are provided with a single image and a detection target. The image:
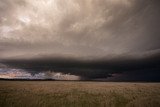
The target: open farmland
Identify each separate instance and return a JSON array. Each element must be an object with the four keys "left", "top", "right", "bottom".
[{"left": 0, "top": 81, "right": 160, "bottom": 107}]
